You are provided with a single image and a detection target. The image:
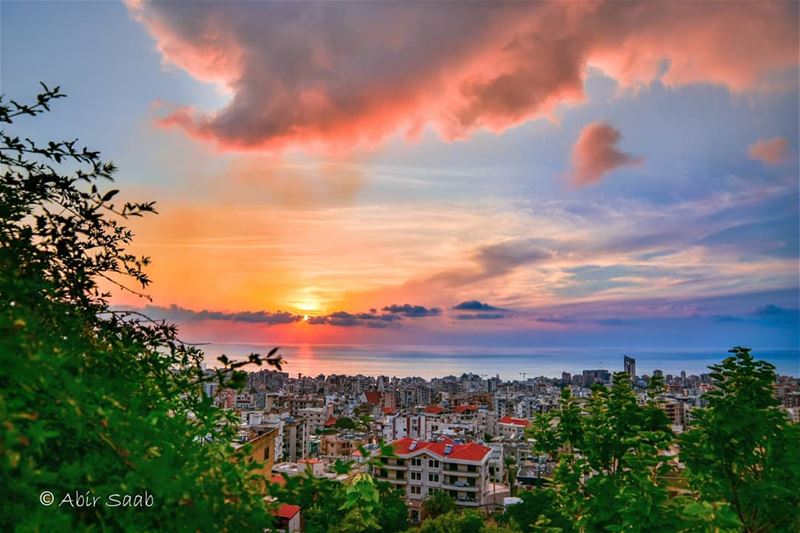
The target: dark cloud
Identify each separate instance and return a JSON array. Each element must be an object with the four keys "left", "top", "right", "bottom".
[
  {"left": 135, "top": 303, "right": 443, "bottom": 329},
  {"left": 382, "top": 304, "right": 442, "bottom": 317},
  {"left": 452, "top": 300, "right": 504, "bottom": 311},
  {"left": 129, "top": 1, "right": 797, "bottom": 150},
  {"left": 756, "top": 304, "right": 796, "bottom": 317},
  {"left": 306, "top": 311, "right": 401, "bottom": 329},
  {"left": 754, "top": 304, "right": 799, "bottom": 326},
  {"left": 142, "top": 304, "right": 303, "bottom": 325}
]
